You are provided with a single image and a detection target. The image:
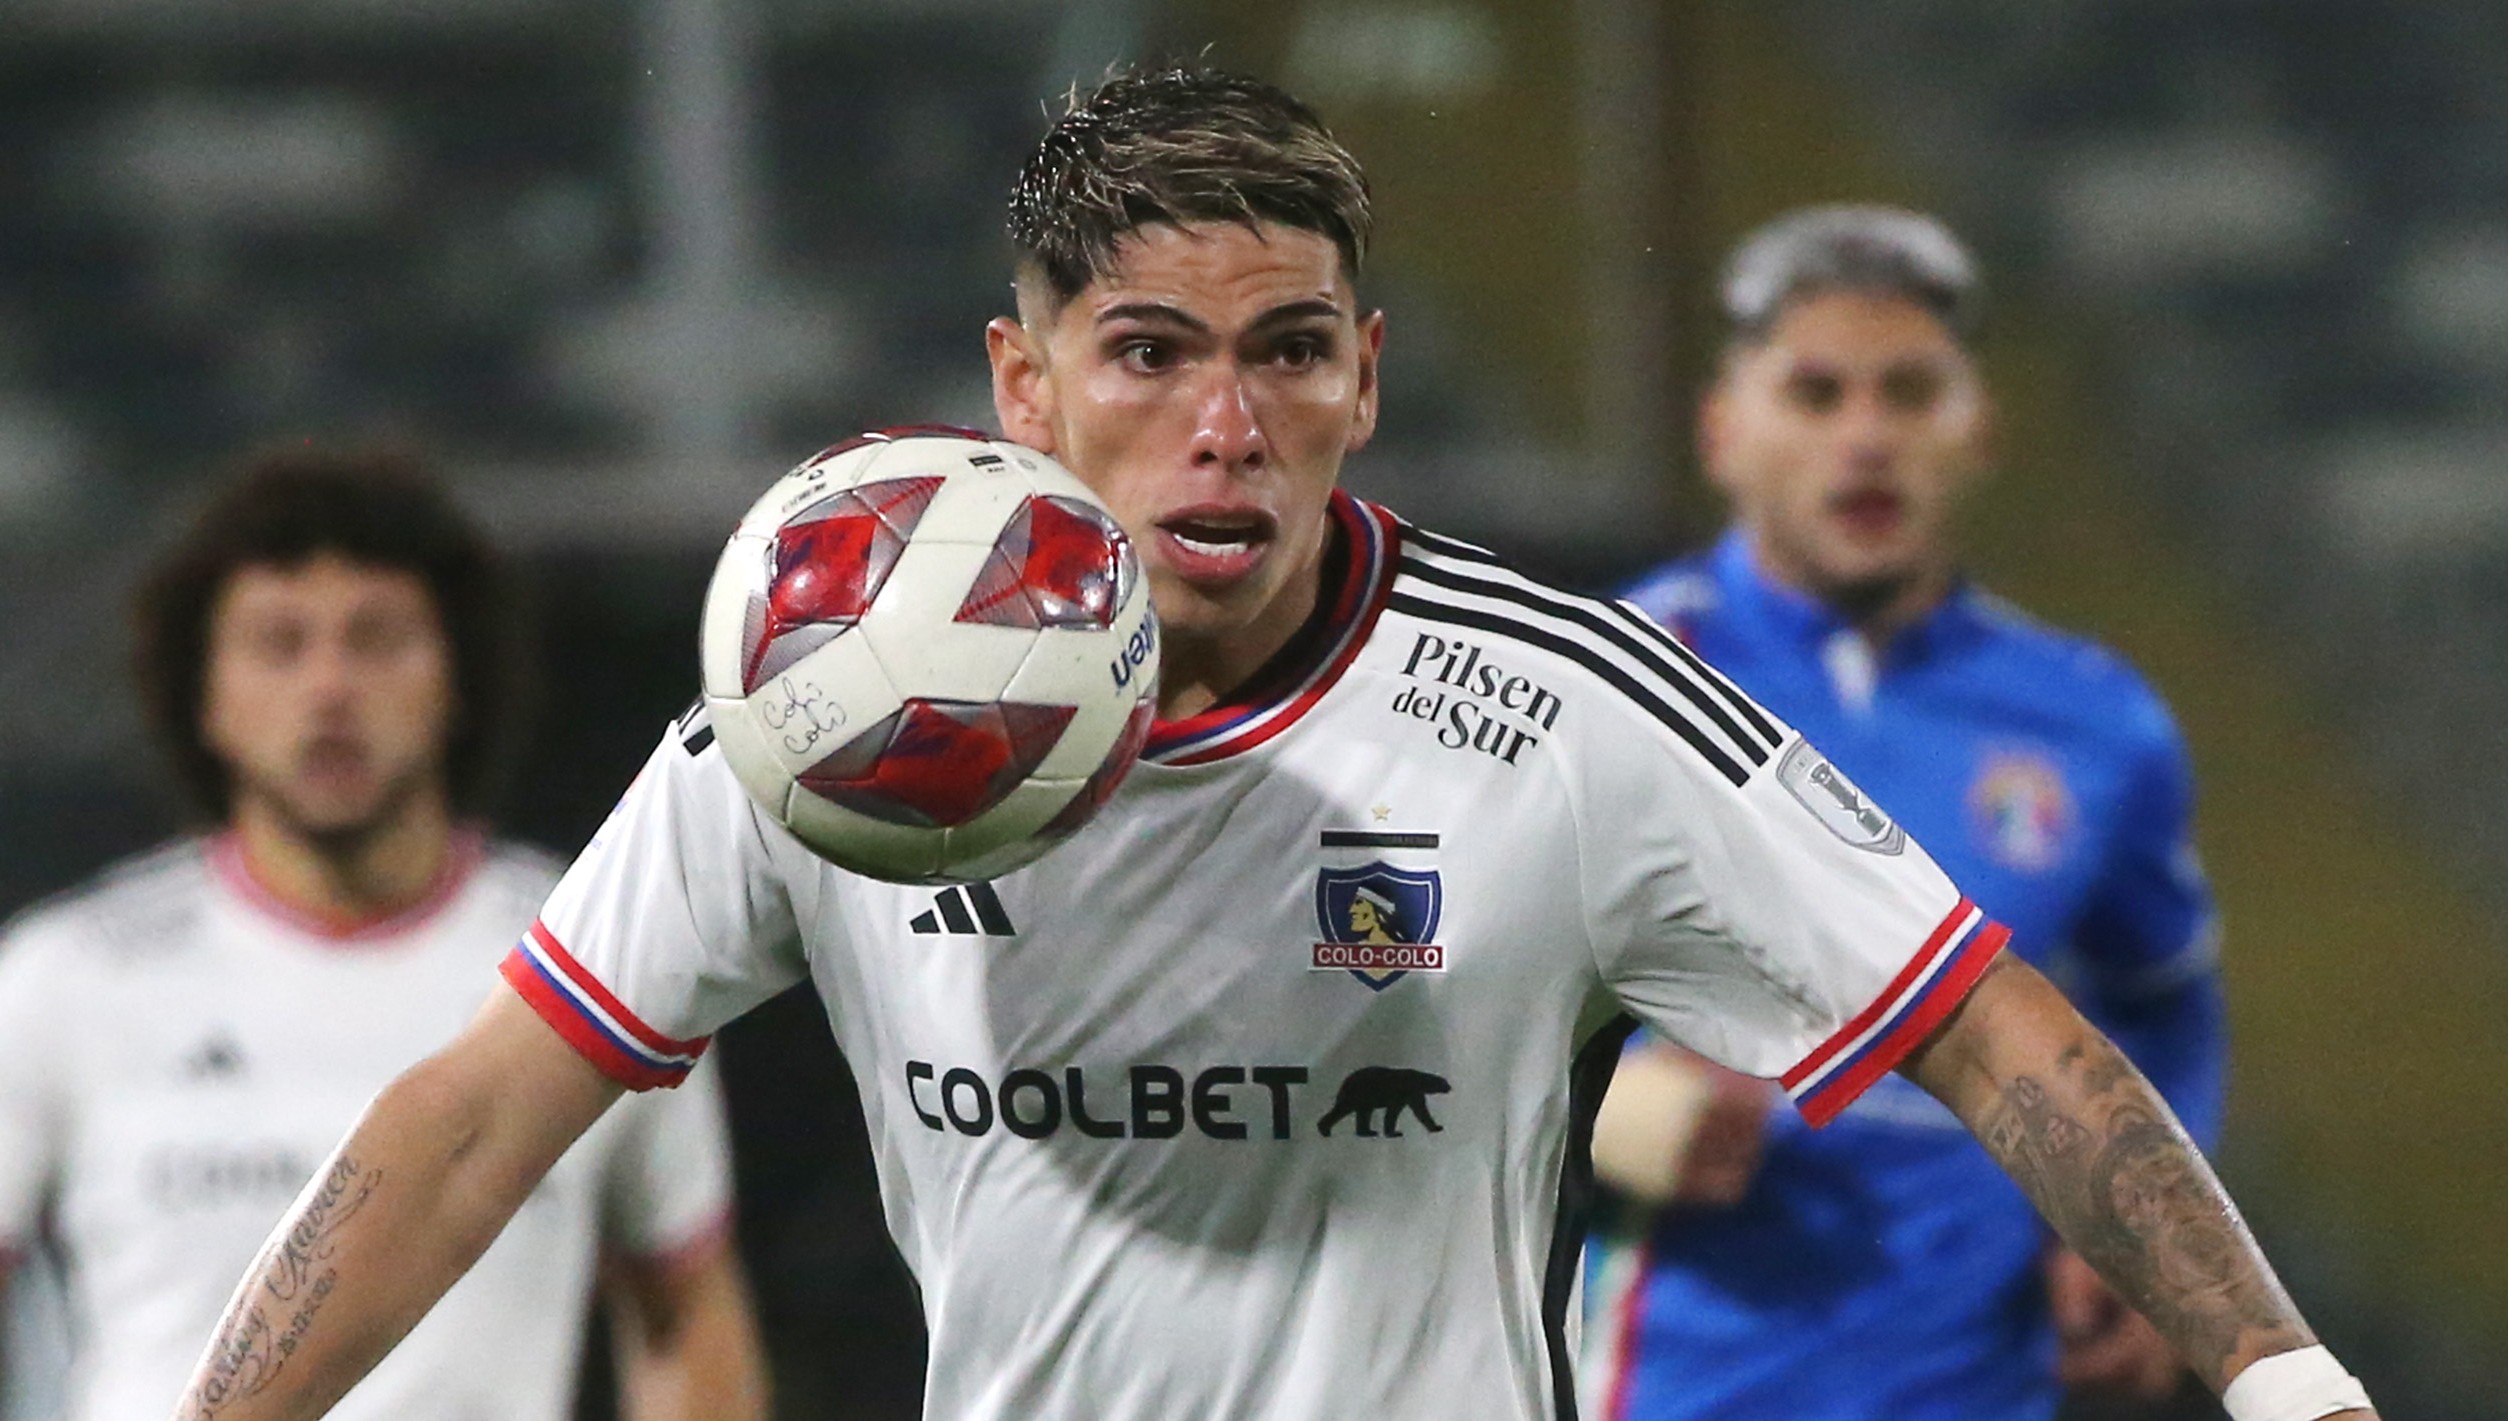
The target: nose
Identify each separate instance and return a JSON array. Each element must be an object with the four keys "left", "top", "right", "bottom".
[
  {"left": 1838, "top": 388, "right": 1901, "bottom": 472},
  {"left": 1188, "top": 363, "right": 1267, "bottom": 475},
  {"left": 302, "top": 635, "right": 366, "bottom": 715}
]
